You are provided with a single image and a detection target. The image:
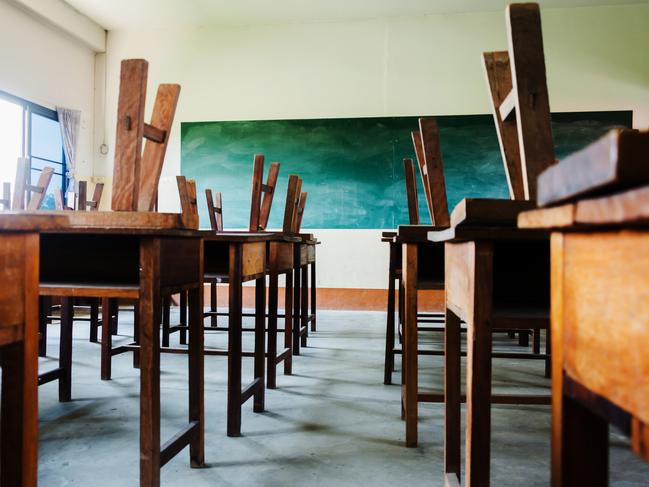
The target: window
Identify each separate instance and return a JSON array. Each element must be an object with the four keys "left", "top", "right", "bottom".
[{"left": 0, "top": 90, "right": 66, "bottom": 209}]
